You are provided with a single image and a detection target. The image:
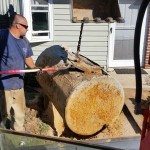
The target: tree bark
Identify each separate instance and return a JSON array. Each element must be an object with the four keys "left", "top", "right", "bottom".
[{"left": 35, "top": 45, "right": 124, "bottom": 136}]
